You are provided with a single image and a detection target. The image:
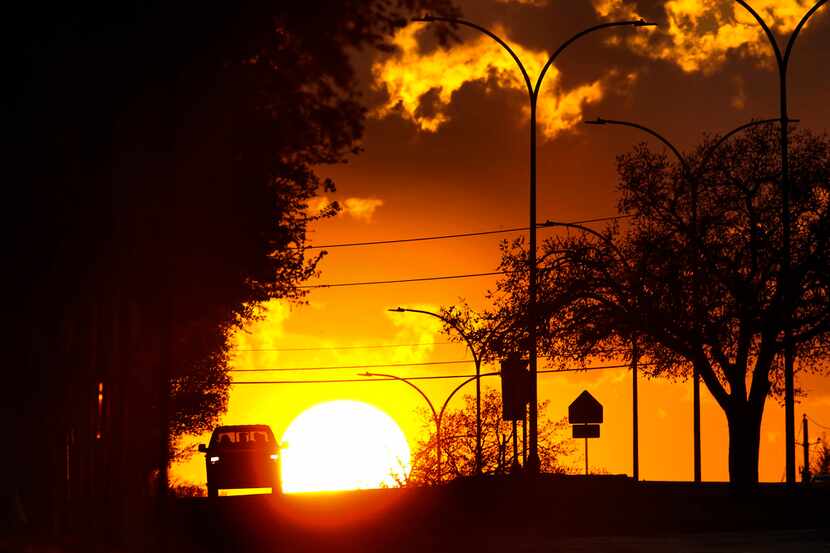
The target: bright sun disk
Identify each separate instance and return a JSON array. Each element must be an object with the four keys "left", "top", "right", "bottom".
[{"left": 280, "top": 400, "right": 411, "bottom": 493}]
